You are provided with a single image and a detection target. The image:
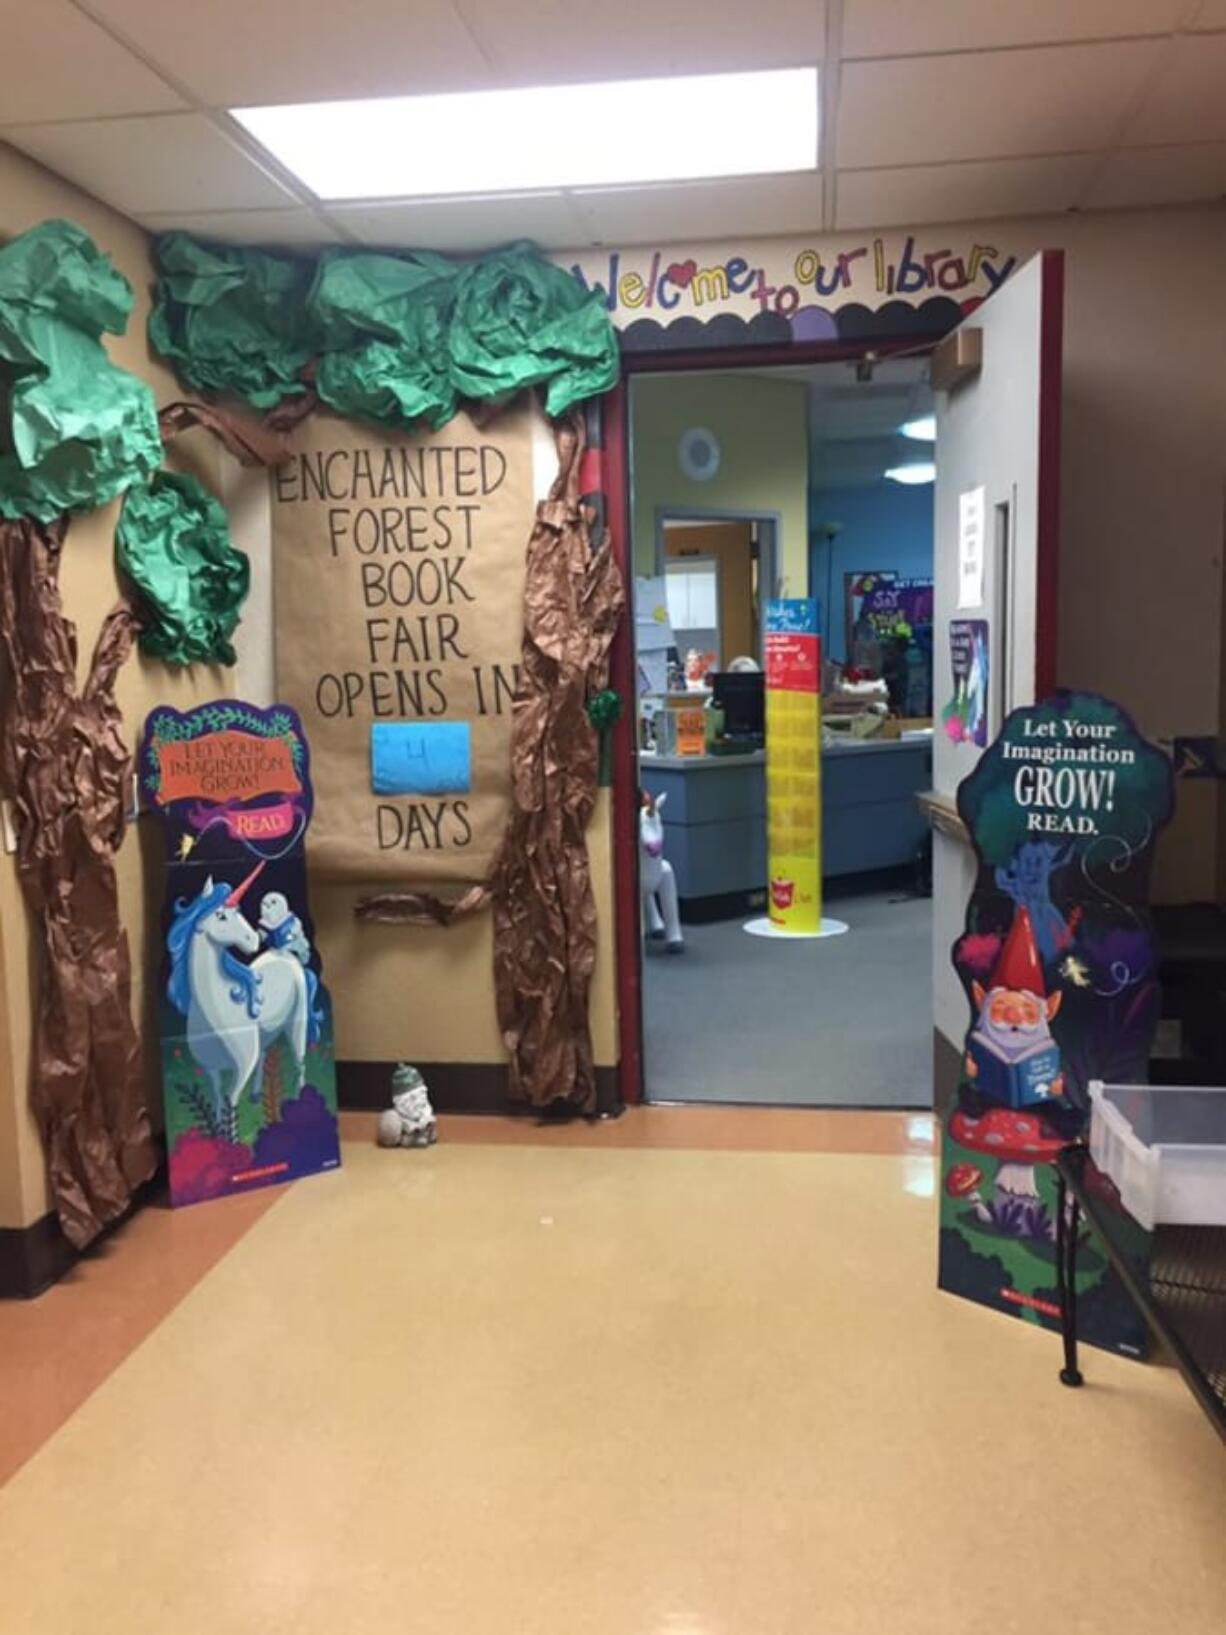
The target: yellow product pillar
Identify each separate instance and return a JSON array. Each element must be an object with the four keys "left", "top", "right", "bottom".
[{"left": 764, "top": 600, "right": 822, "bottom": 933}]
